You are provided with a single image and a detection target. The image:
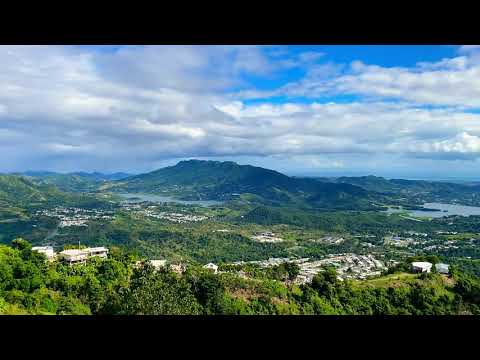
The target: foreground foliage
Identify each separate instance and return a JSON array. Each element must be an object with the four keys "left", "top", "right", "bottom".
[{"left": 1, "top": 240, "right": 479, "bottom": 315}]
